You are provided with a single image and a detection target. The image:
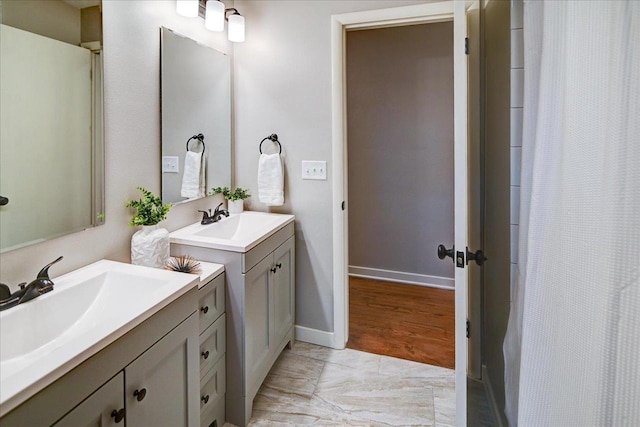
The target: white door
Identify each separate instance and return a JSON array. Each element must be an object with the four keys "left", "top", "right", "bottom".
[{"left": 453, "top": 2, "right": 469, "bottom": 425}]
